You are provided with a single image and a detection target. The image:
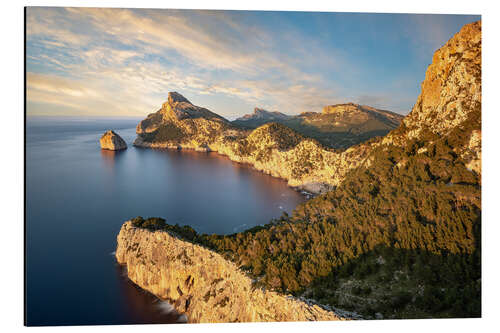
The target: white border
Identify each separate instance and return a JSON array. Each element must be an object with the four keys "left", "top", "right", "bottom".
[{"left": 2, "top": 1, "right": 498, "bottom": 332}]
